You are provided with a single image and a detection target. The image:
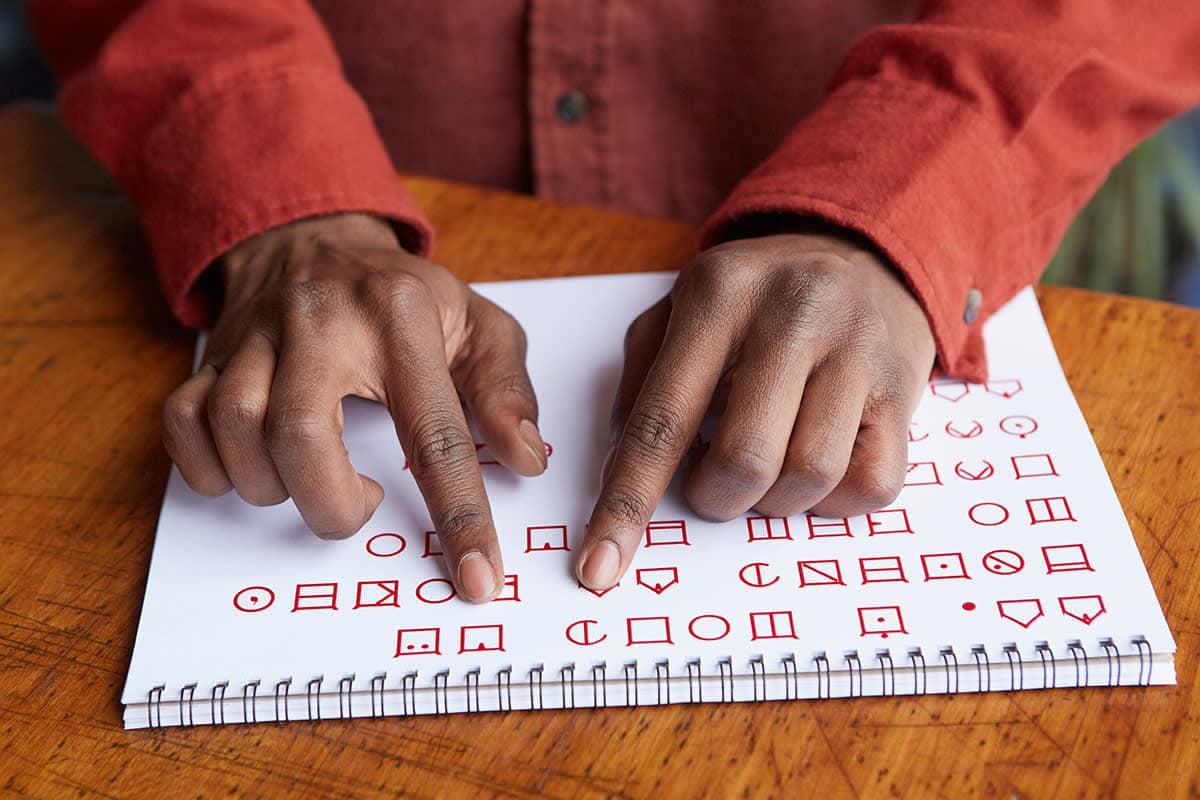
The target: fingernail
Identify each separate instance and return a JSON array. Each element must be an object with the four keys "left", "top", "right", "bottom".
[
  {"left": 458, "top": 552, "right": 498, "bottom": 602},
  {"left": 519, "top": 419, "right": 548, "bottom": 469},
  {"left": 599, "top": 446, "right": 616, "bottom": 484},
  {"left": 580, "top": 540, "right": 621, "bottom": 590}
]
